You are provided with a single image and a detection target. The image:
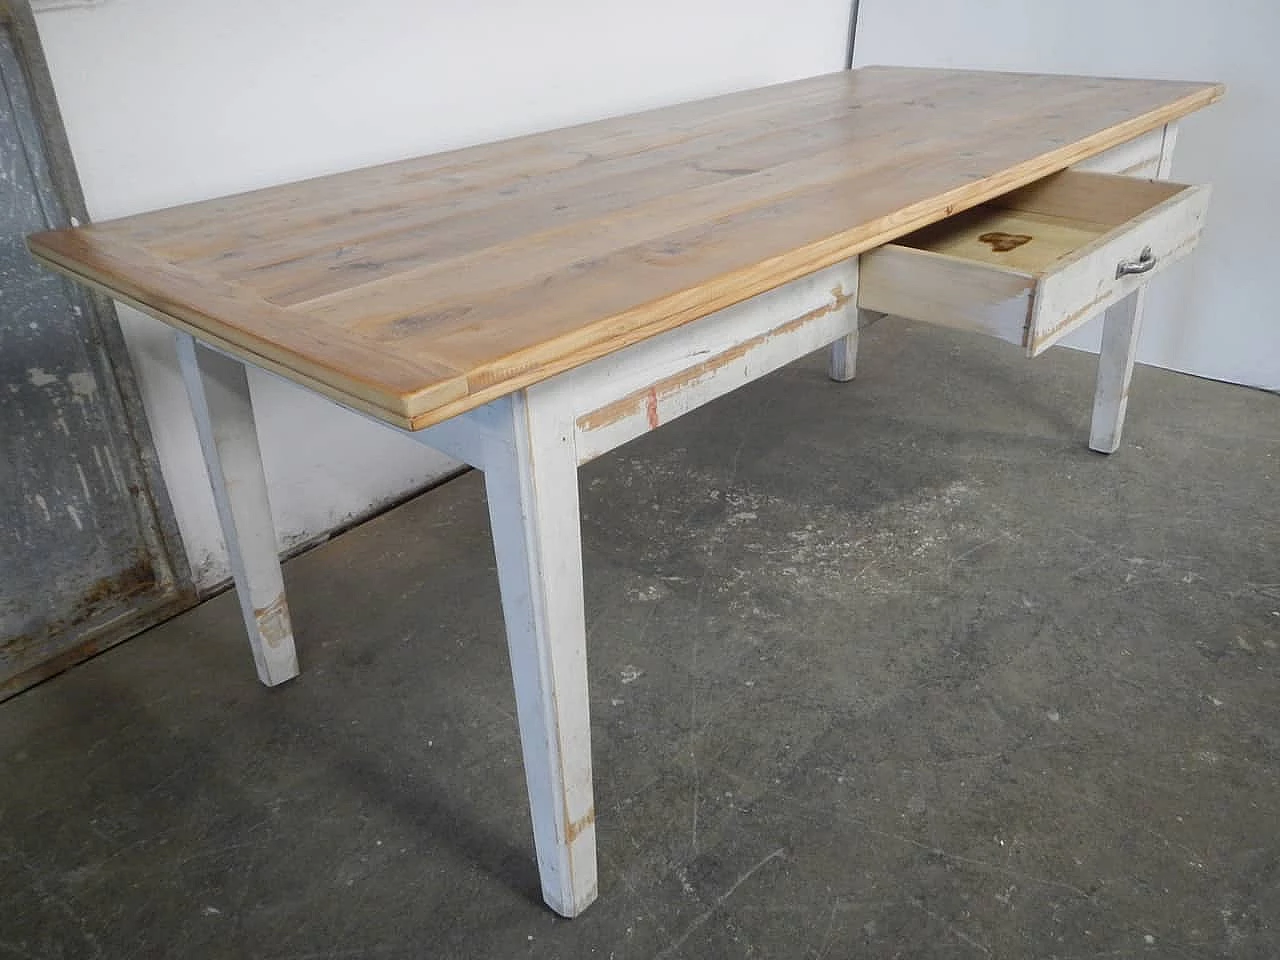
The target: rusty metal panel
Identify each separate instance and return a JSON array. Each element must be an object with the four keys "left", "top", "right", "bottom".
[{"left": 1, "top": 11, "right": 192, "bottom": 700}]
